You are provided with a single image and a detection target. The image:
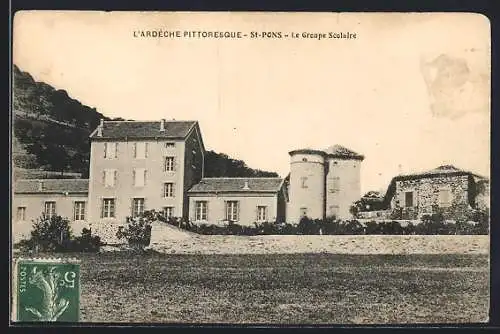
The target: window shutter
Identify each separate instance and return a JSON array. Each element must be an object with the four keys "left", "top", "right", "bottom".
[
  {"left": 133, "top": 143, "right": 137, "bottom": 158},
  {"left": 102, "top": 170, "right": 106, "bottom": 185},
  {"left": 163, "top": 158, "right": 167, "bottom": 172},
  {"left": 132, "top": 169, "right": 136, "bottom": 186},
  {"left": 398, "top": 192, "right": 405, "bottom": 207},
  {"left": 114, "top": 143, "right": 118, "bottom": 158},
  {"left": 172, "top": 183, "right": 175, "bottom": 197},
  {"left": 237, "top": 201, "right": 240, "bottom": 221},
  {"left": 144, "top": 170, "right": 147, "bottom": 186},
  {"left": 104, "top": 143, "right": 107, "bottom": 158},
  {"left": 255, "top": 206, "right": 259, "bottom": 221},
  {"left": 173, "top": 158, "right": 177, "bottom": 171},
  {"left": 205, "top": 201, "right": 209, "bottom": 220},
  {"left": 145, "top": 143, "right": 149, "bottom": 158},
  {"left": 100, "top": 199, "right": 104, "bottom": 218},
  {"left": 72, "top": 202, "right": 76, "bottom": 221},
  {"left": 113, "top": 170, "right": 117, "bottom": 186}
]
